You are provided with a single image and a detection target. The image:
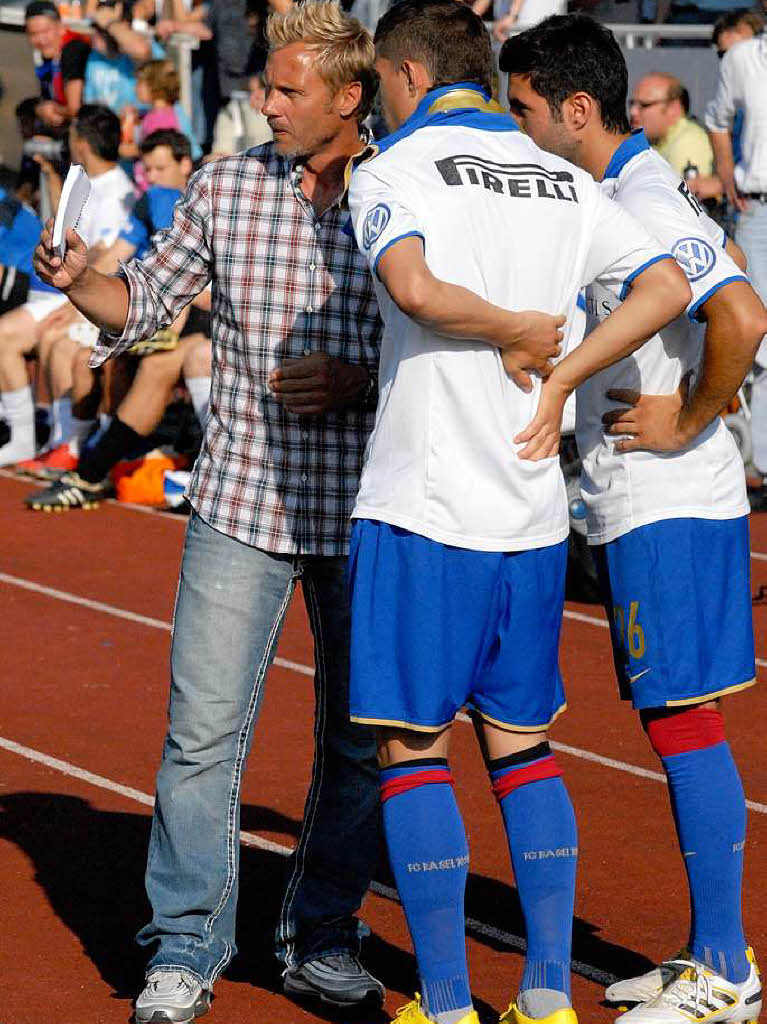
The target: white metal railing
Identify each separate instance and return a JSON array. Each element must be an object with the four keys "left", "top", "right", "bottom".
[
  {"left": 604, "top": 21, "right": 713, "bottom": 48},
  {"left": 497, "top": 19, "right": 714, "bottom": 48}
]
